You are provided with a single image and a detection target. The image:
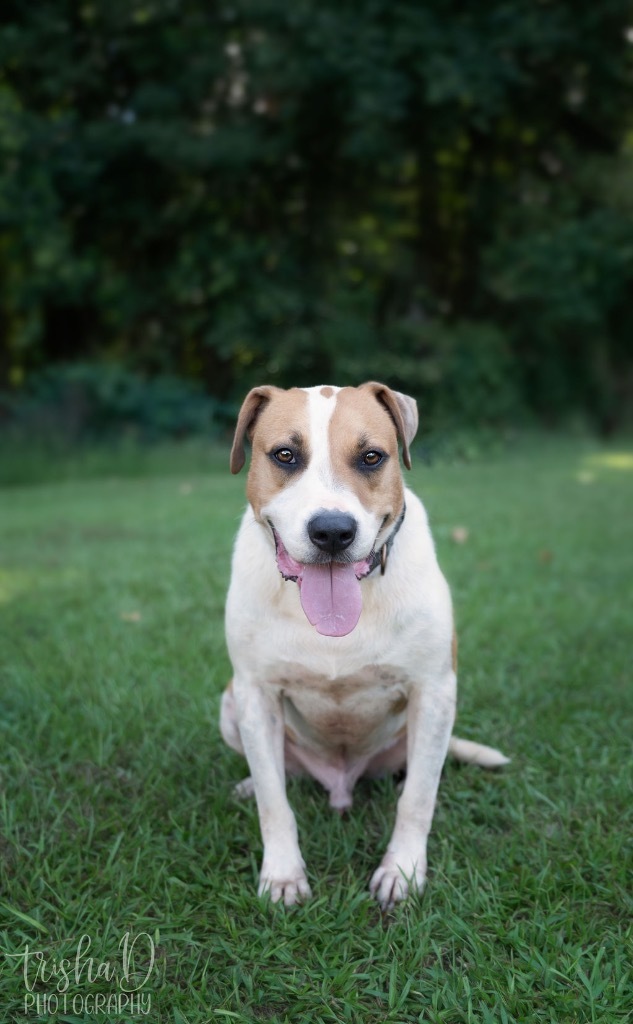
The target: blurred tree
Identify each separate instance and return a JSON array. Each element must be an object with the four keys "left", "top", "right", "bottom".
[{"left": 0, "top": 0, "right": 632, "bottom": 431}]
